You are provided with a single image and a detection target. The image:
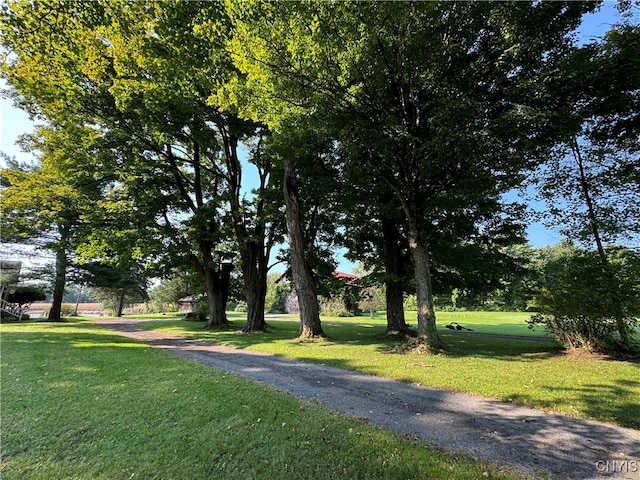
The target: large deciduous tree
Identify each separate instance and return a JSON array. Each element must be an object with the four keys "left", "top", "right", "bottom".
[
  {"left": 265, "top": 123, "right": 343, "bottom": 338},
  {"left": 1, "top": 0, "right": 284, "bottom": 331},
  {"left": 533, "top": 21, "right": 640, "bottom": 348},
  {"left": 226, "top": 1, "right": 594, "bottom": 349},
  {"left": 0, "top": 125, "right": 106, "bottom": 320}
]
